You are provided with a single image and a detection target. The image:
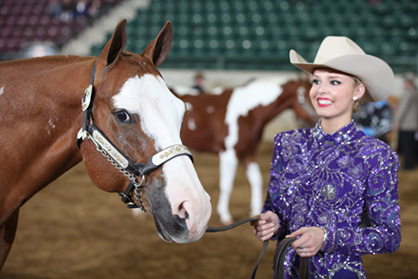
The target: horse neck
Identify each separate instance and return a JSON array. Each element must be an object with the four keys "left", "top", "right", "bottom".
[{"left": 0, "top": 56, "right": 93, "bottom": 209}]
